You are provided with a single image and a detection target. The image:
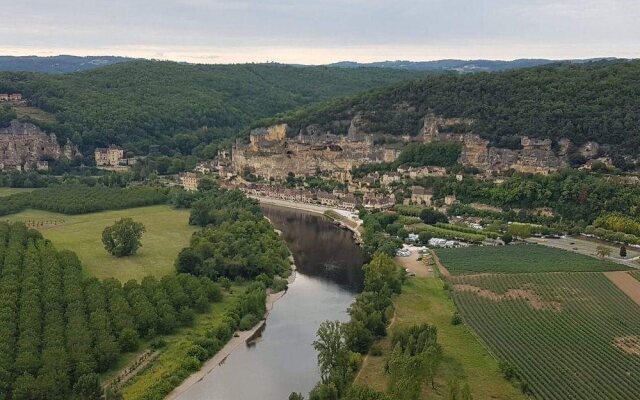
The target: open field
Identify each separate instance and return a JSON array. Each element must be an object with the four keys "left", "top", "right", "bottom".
[
  {"left": 355, "top": 277, "right": 525, "bottom": 400},
  {"left": 12, "top": 103, "right": 57, "bottom": 124},
  {"left": 0, "top": 187, "right": 36, "bottom": 197},
  {"left": 451, "top": 272, "right": 640, "bottom": 400},
  {"left": 436, "top": 244, "right": 627, "bottom": 275},
  {"left": 3, "top": 205, "right": 196, "bottom": 281}
]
